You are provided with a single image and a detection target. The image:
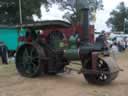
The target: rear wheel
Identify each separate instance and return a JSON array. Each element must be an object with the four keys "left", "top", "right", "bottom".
[
  {"left": 47, "top": 31, "right": 64, "bottom": 48},
  {"left": 16, "top": 43, "right": 44, "bottom": 77},
  {"left": 83, "top": 57, "right": 119, "bottom": 85},
  {"left": 46, "top": 31, "right": 66, "bottom": 74}
]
